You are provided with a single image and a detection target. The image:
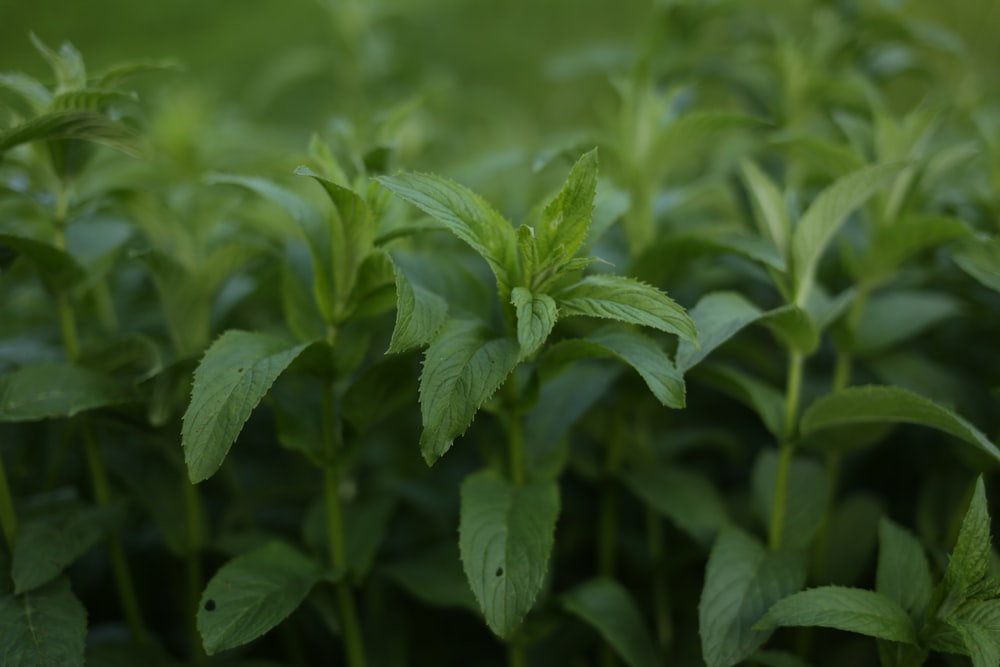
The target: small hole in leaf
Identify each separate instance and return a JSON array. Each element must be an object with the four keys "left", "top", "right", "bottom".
[
  {"left": 204, "top": 599, "right": 216, "bottom": 612},
  {"left": 495, "top": 567, "right": 504, "bottom": 577},
  {"left": 236, "top": 368, "right": 244, "bottom": 374}
]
